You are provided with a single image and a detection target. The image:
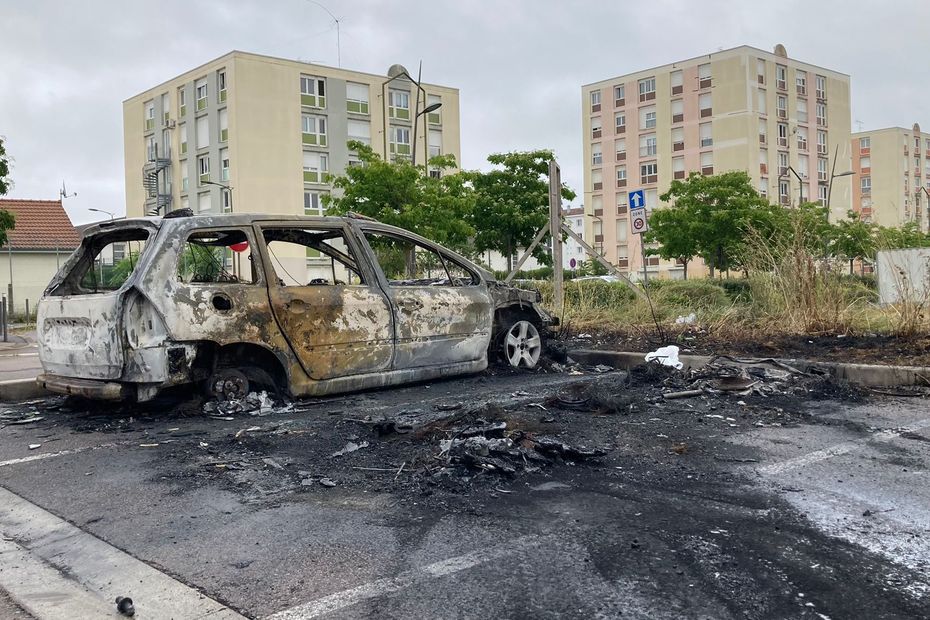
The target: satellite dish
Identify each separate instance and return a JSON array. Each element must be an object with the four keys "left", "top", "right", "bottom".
[{"left": 387, "top": 64, "right": 409, "bottom": 78}]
